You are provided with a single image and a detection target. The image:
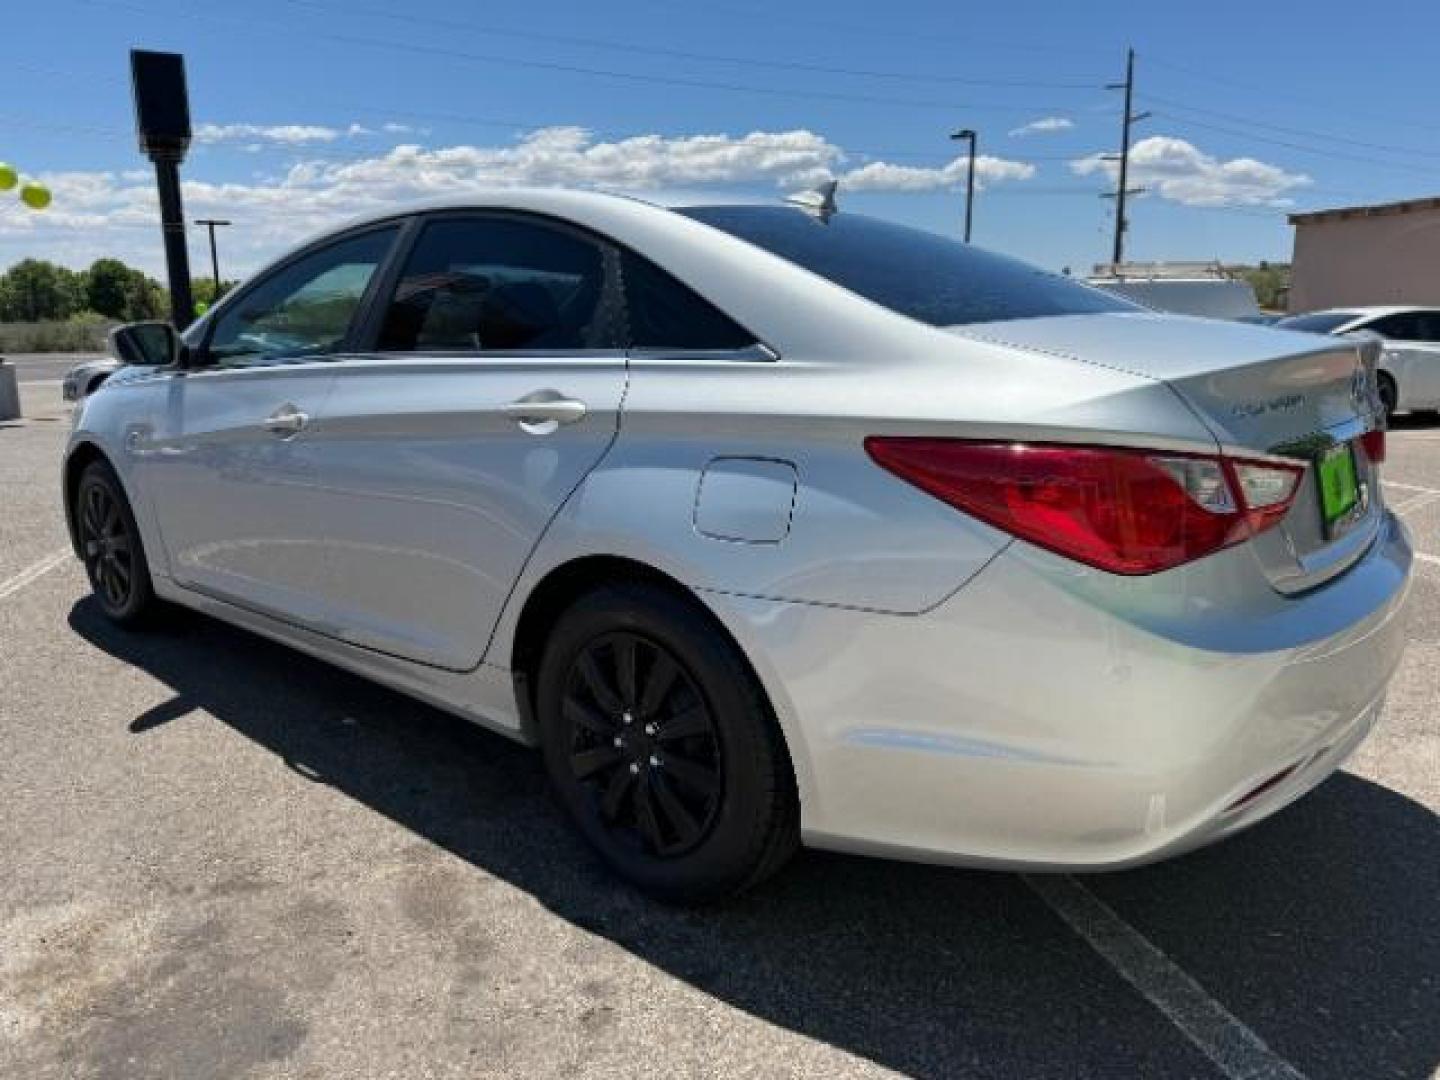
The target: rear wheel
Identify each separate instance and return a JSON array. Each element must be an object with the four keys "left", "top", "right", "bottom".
[
  {"left": 76, "top": 460, "right": 157, "bottom": 626},
  {"left": 536, "top": 582, "right": 798, "bottom": 902}
]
